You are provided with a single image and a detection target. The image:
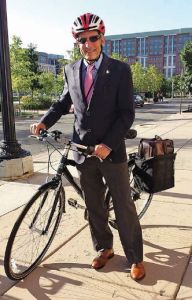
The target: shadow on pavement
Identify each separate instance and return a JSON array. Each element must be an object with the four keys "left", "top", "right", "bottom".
[
  {"left": 9, "top": 266, "right": 82, "bottom": 300},
  {"left": 157, "top": 191, "right": 192, "bottom": 200}
]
